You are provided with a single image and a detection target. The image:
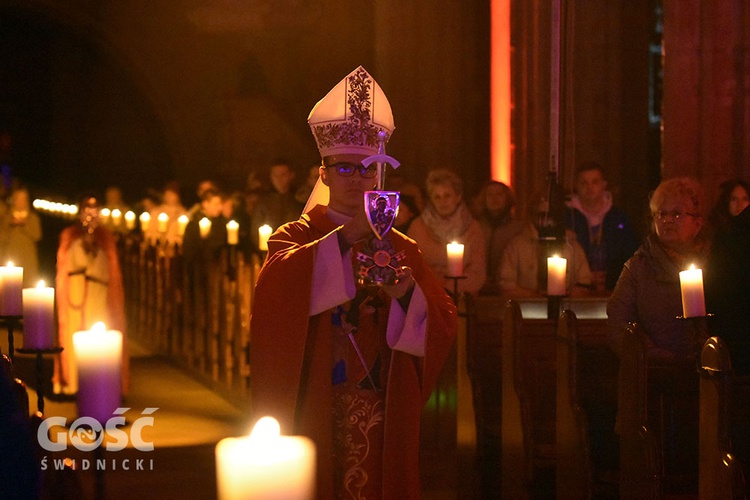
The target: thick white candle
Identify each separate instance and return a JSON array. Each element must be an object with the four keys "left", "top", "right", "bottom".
[
  {"left": 111, "top": 208, "right": 122, "bottom": 227},
  {"left": 258, "top": 224, "right": 272, "bottom": 251},
  {"left": 547, "top": 255, "right": 567, "bottom": 296},
  {"left": 0, "top": 262, "right": 24, "bottom": 316},
  {"left": 22, "top": 280, "right": 55, "bottom": 349},
  {"left": 177, "top": 215, "right": 189, "bottom": 237},
  {"left": 199, "top": 217, "right": 212, "bottom": 239},
  {"left": 446, "top": 241, "right": 464, "bottom": 277},
  {"left": 157, "top": 212, "right": 169, "bottom": 234},
  {"left": 124, "top": 210, "right": 136, "bottom": 230},
  {"left": 139, "top": 212, "right": 151, "bottom": 233},
  {"left": 215, "top": 417, "right": 316, "bottom": 500},
  {"left": 73, "top": 322, "right": 122, "bottom": 423},
  {"left": 227, "top": 220, "right": 239, "bottom": 245},
  {"left": 679, "top": 264, "right": 706, "bottom": 318},
  {"left": 100, "top": 208, "right": 111, "bottom": 223}
]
